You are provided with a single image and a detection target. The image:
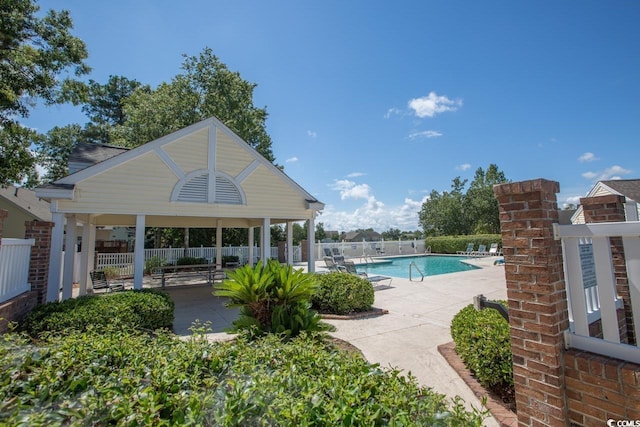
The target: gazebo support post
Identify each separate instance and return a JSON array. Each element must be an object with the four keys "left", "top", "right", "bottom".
[
  {"left": 248, "top": 226, "right": 255, "bottom": 266},
  {"left": 307, "top": 216, "right": 315, "bottom": 273},
  {"left": 261, "top": 218, "right": 270, "bottom": 263},
  {"left": 47, "top": 210, "right": 64, "bottom": 302},
  {"left": 61, "top": 214, "right": 76, "bottom": 300},
  {"left": 79, "top": 219, "right": 96, "bottom": 296},
  {"left": 286, "top": 221, "right": 294, "bottom": 265},
  {"left": 133, "top": 215, "right": 145, "bottom": 290},
  {"left": 216, "top": 220, "right": 223, "bottom": 269}
]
